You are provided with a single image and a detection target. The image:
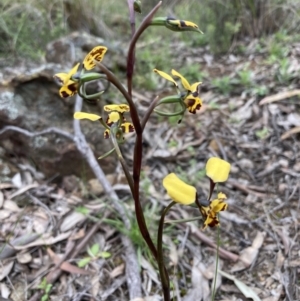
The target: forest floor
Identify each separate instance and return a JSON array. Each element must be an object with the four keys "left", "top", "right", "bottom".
[{"left": 0, "top": 32, "right": 300, "bottom": 301}]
